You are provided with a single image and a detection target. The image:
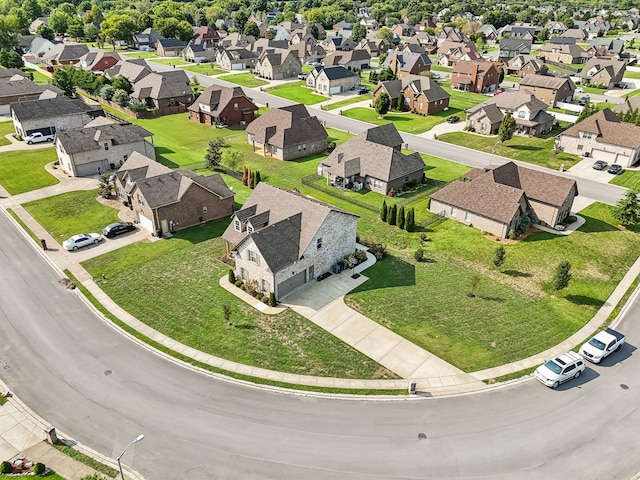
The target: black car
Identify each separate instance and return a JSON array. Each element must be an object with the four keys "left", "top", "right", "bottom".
[
  {"left": 607, "top": 164, "right": 624, "bottom": 175},
  {"left": 102, "top": 222, "right": 136, "bottom": 238},
  {"left": 592, "top": 160, "right": 608, "bottom": 170},
  {"left": 447, "top": 115, "right": 460, "bottom": 124},
  {"left": 357, "top": 86, "right": 370, "bottom": 95}
]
